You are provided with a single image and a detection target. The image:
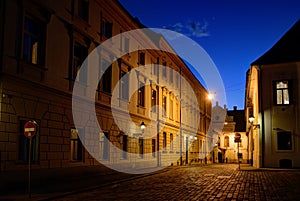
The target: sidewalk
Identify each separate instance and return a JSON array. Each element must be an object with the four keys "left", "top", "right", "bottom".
[{"left": 0, "top": 165, "right": 173, "bottom": 201}]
